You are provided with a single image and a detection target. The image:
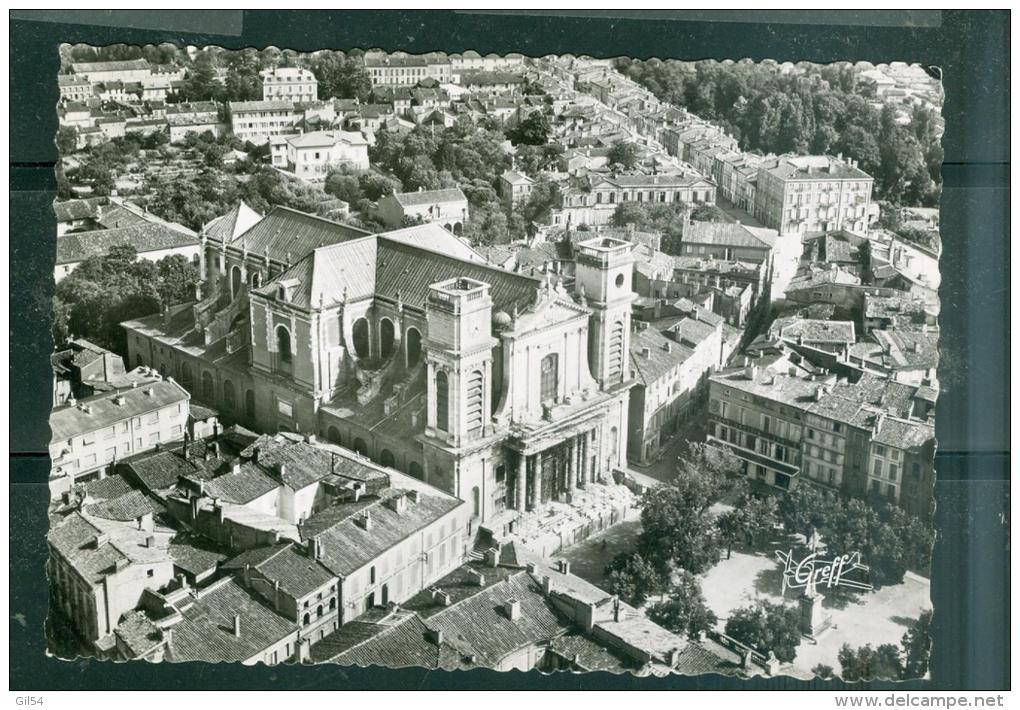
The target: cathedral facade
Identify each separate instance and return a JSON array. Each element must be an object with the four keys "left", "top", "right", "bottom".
[{"left": 123, "top": 204, "right": 635, "bottom": 526}]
